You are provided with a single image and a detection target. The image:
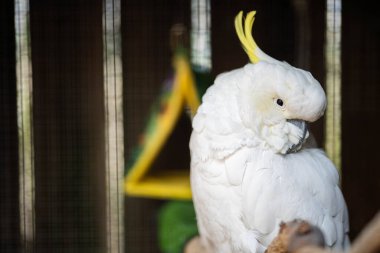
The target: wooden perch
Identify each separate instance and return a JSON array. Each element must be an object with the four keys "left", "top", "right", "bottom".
[
  {"left": 184, "top": 236, "right": 207, "bottom": 253},
  {"left": 184, "top": 212, "right": 380, "bottom": 253},
  {"left": 348, "top": 212, "right": 380, "bottom": 253},
  {"left": 266, "top": 220, "right": 325, "bottom": 253},
  {"left": 295, "top": 212, "right": 380, "bottom": 253}
]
